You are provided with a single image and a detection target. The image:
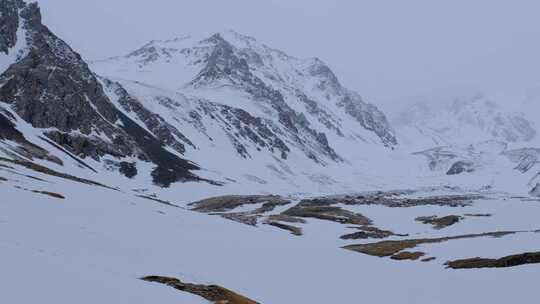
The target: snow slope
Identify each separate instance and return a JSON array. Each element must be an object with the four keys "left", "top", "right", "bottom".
[
  {"left": 88, "top": 30, "right": 408, "bottom": 194},
  {"left": 1, "top": 158, "right": 540, "bottom": 303},
  {"left": 392, "top": 94, "right": 540, "bottom": 194}
]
